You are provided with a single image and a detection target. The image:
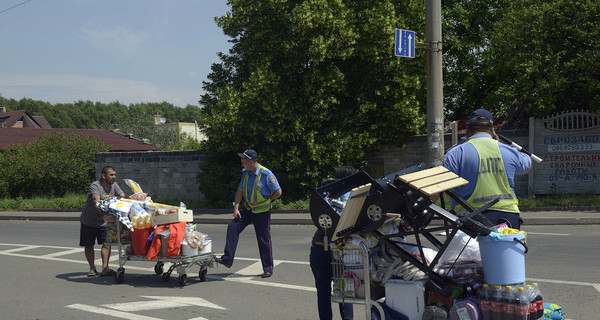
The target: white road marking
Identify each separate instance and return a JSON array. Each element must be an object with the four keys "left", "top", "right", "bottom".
[
  {"left": 528, "top": 277, "right": 600, "bottom": 293},
  {"left": 66, "top": 304, "right": 164, "bottom": 320},
  {"left": 103, "top": 296, "right": 226, "bottom": 311},
  {"left": 526, "top": 232, "right": 570, "bottom": 236},
  {"left": 0, "top": 245, "right": 38, "bottom": 253},
  {"left": 39, "top": 248, "right": 81, "bottom": 258}
]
